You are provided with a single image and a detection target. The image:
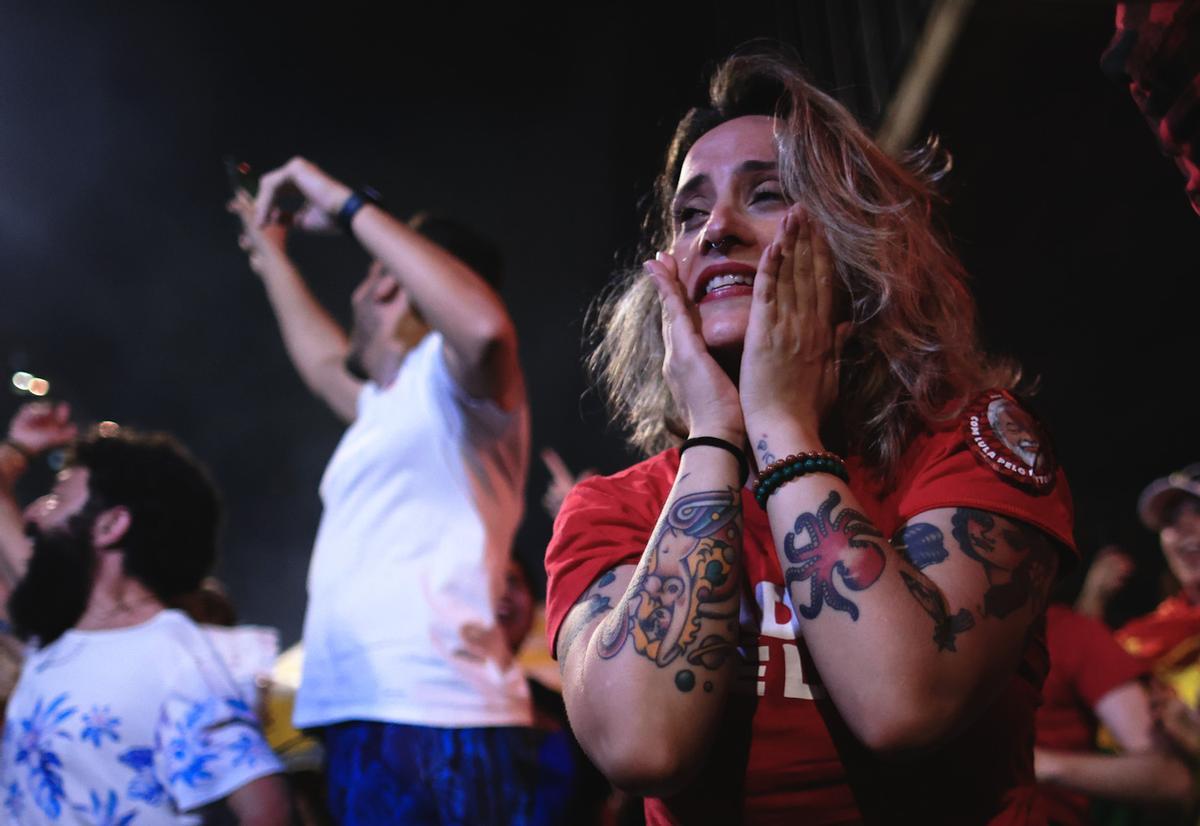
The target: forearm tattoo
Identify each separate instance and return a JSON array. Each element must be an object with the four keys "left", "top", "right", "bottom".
[
  {"left": 596, "top": 489, "right": 741, "bottom": 692},
  {"left": 756, "top": 435, "right": 777, "bottom": 466},
  {"left": 782, "top": 491, "right": 887, "bottom": 621},
  {"left": 893, "top": 508, "right": 1059, "bottom": 652}
]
